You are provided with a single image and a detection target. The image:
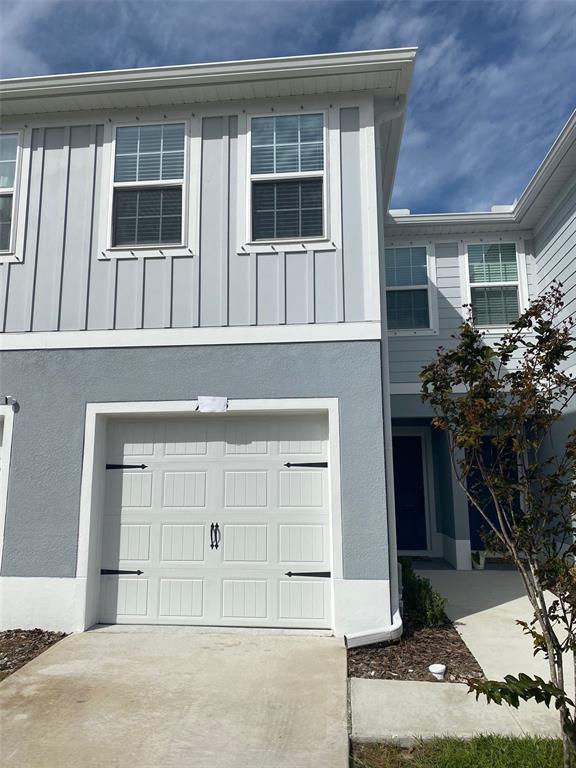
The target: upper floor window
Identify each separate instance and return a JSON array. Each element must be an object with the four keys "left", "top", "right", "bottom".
[
  {"left": 112, "top": 123, "right": 186, "bottom": 247},
  {"left": 0, "top": 134, "right": 19, "bottom": 253},
  {"left": 467, "top": 243, "right": 520, "bottom": 326},
  {"left": 385, "top": 246, "right": 431, "bottom": 329},
  {"left": 250, "top": 113, "right": 324, "bottom": 241}
]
